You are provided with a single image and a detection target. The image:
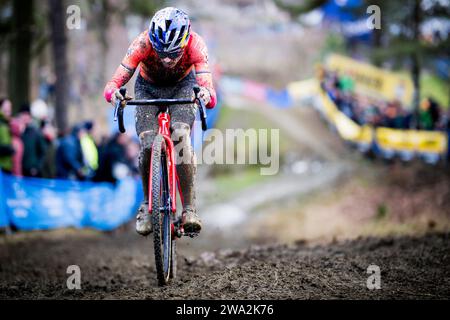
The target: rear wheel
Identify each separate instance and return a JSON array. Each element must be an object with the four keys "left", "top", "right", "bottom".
[{"left": 151, "top": 135, "right": 176, "bottom": 286}]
